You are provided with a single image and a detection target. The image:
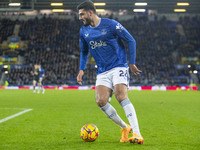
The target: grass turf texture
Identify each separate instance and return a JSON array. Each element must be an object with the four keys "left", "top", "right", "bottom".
[{"left": 0, "top": 90, "right": 199, "bottom": 150}]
